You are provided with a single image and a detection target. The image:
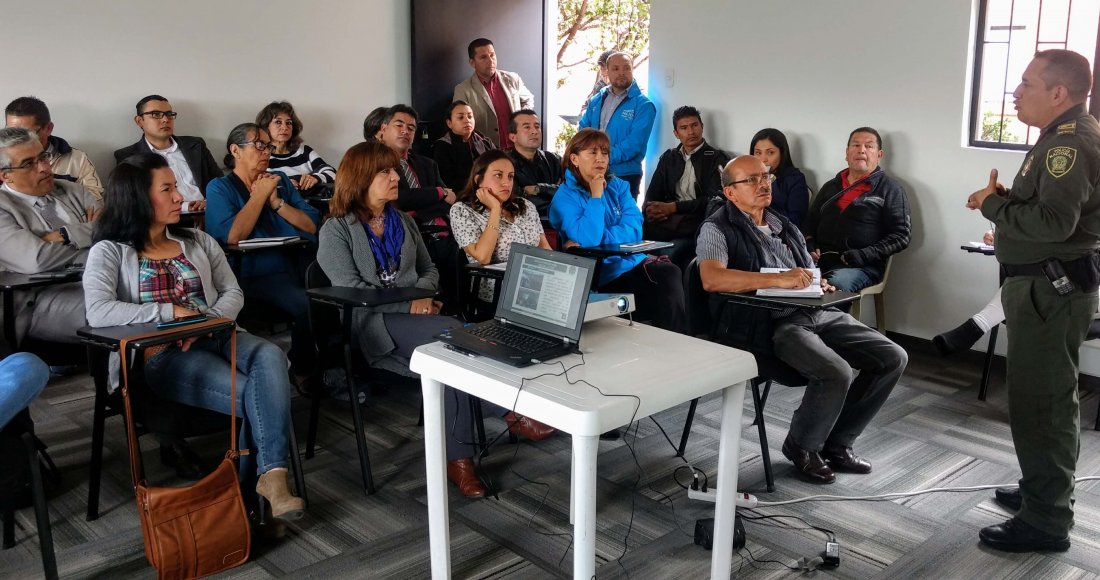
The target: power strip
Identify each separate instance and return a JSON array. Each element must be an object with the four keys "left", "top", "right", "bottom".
[{"left": 688, "top": 489, "right": 758, "bottom": 508}]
